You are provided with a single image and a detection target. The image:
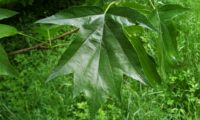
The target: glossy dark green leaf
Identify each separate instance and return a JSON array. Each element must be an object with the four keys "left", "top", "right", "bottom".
[
  {"left": 0, "top": 44, "right": 18, "bottom": 76},
  {"left": 0, "top": 8, "right": 18, "bottom": 20},
  {"left": 0, "top": 24, "right": 18, "bottom": 39},
  {"left": 123, "top": 26, "right": 161, "bottom": 85},
  {"left": 37, "top": 6, "right": 155, "bottom": 116}
]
